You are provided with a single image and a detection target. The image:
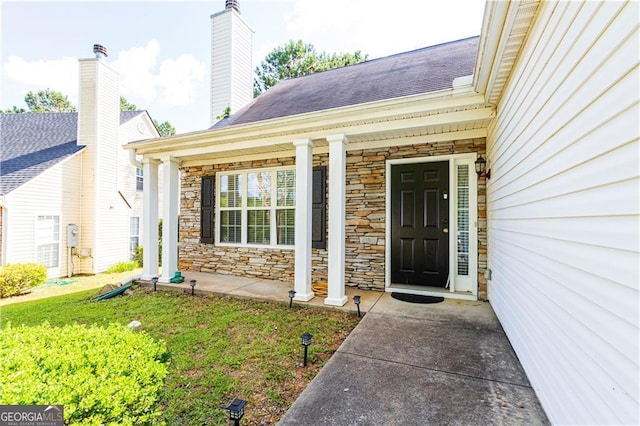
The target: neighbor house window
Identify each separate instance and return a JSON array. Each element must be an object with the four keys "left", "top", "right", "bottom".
[
  {"left": 130, "top": 217, "right": 140, "bottom": 259},
  {"left": 136, "top": 168, "right": 144, "bottom": 192},
  {"left": 217, "top": 168, "right": 295, "bottom": 246},
  {"left": 36, "top": 215, "right": 60, "bottom": 268}
]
